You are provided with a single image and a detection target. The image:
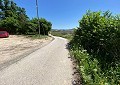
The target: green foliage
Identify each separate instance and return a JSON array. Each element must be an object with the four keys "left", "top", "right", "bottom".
[
  {"left": 51, "top": 29, "right": 74, "bottom": 40},
  {"left": 70, "top": 47, "right": 120, "bottom": 85},
  {"left": 70, "top": 11, "right": 120, "bottom": 85},
  {"left": 0, "top": 0, "right": 52, "bottom": 35},
  {"left": 72, "top": 11, "right": 120, "bottom": 66},
  {"left": 30, "top": 18, "right": 52, "bottom": 35},
  {"left": 0, "top": 17, "right": 19, "bottom": 34}
]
